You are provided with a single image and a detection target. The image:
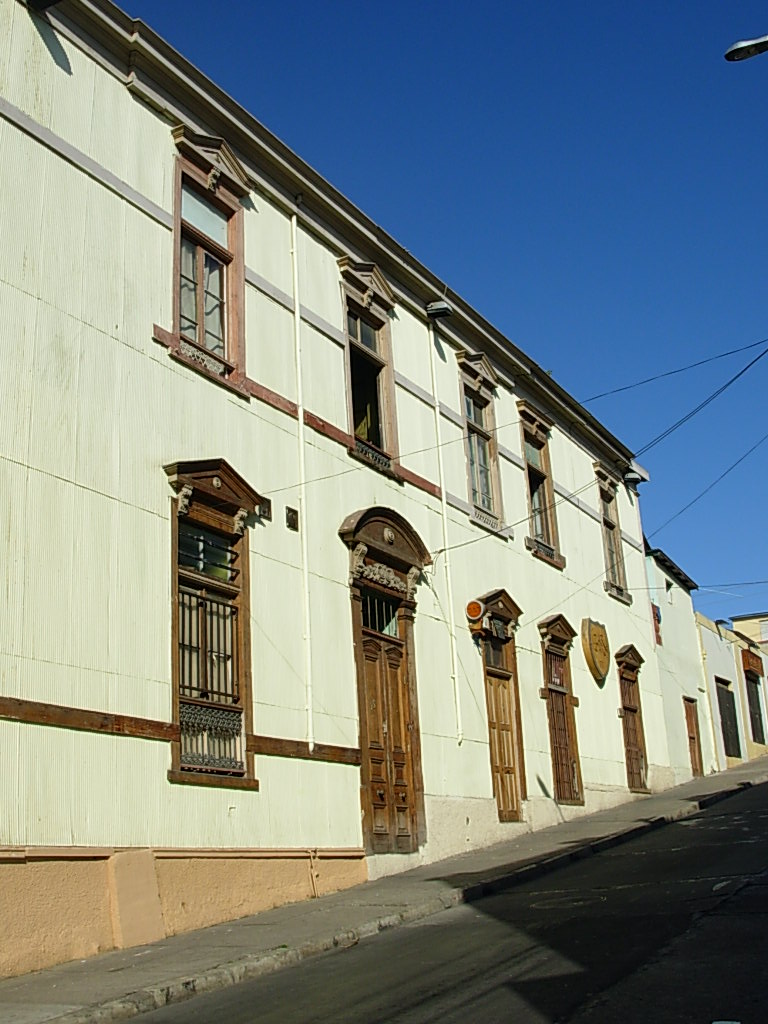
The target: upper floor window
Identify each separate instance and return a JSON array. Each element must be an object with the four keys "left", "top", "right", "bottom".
[
  {"left": 165, "top": 459, "right": 267, "bottom": 790},
  {"left": 595, "top": 466, "right": 631, "bottom": 604},
  {"left": 179, "top": 184, "right": 231, "bottom": 360},
  {"left": 153, "top": 125, "right": 252, "bottom": 396},
  {"left": 339, "top": 258, "right": 398, "bottom": 473},
  {"left": 519, "top": 402, "right": 565, "bottom": 569},
  {"left": 458, "top": 352, "right": 502, "bottom": 526}
]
